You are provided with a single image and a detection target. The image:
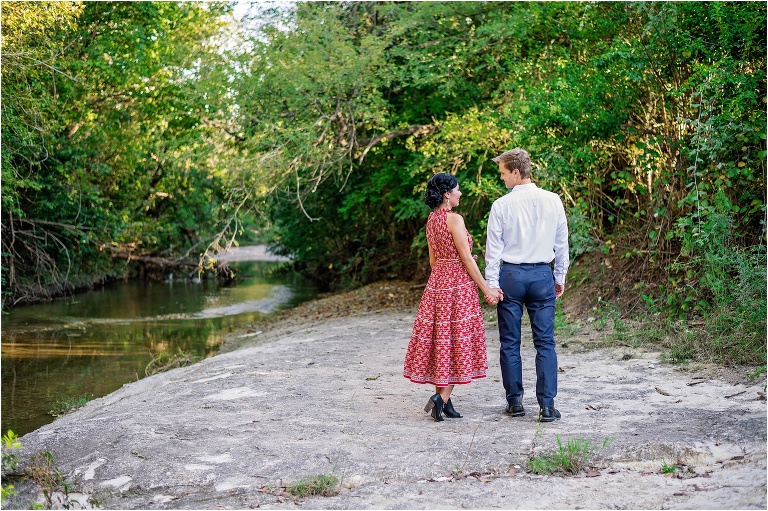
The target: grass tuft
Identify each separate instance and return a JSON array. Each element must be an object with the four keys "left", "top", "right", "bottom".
[
  {"left": 660, "top": 459, "right": 677, "bottom": 474},
  {"left": 145, "top": 350, "right": 197, "bottom": 376},
  {"left": 528, "top": 435, "right": 612, "bottom": 476},
  {"left": 48, "top": 395, "right": 94, "bottom": 417},
  {"left": 287, "top": 473, "right": 339, "bottom": 498}
]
